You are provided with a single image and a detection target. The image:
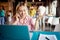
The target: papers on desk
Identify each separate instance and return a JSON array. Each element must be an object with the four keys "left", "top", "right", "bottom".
[
  {"left": 29, "top": 32, "right": 33, "bottom": 40},
  {"left": 39, "top": 34, "right": 57, "bottom": 40}
]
